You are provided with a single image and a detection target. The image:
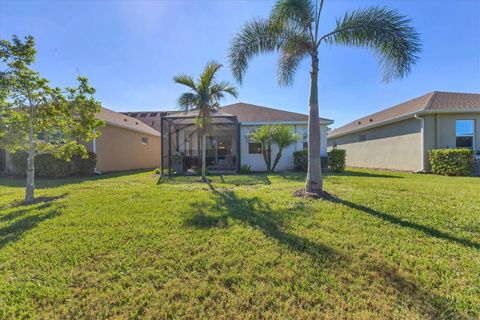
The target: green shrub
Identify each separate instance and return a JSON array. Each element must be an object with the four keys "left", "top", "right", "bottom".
[
  {"left": 9, "top": 151, "right": 96, "bottom": 178},
  {"left": 239, "top": 164, "right": 251, "bottom": 174},
  {"left": 429, "top": 148, "right": 473, "bottom": 176},
  {"left": 194, "top": 167, "right": 207, "bottom": 176},
  {"left": 153, "top": 168, "right": 161, "bottom": 174},
  {"left": 328, "top": 149, "right": 346, "bottom": 172},
  {"left": 293, "top": 150, "right": 308, "bottom": 171}
]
